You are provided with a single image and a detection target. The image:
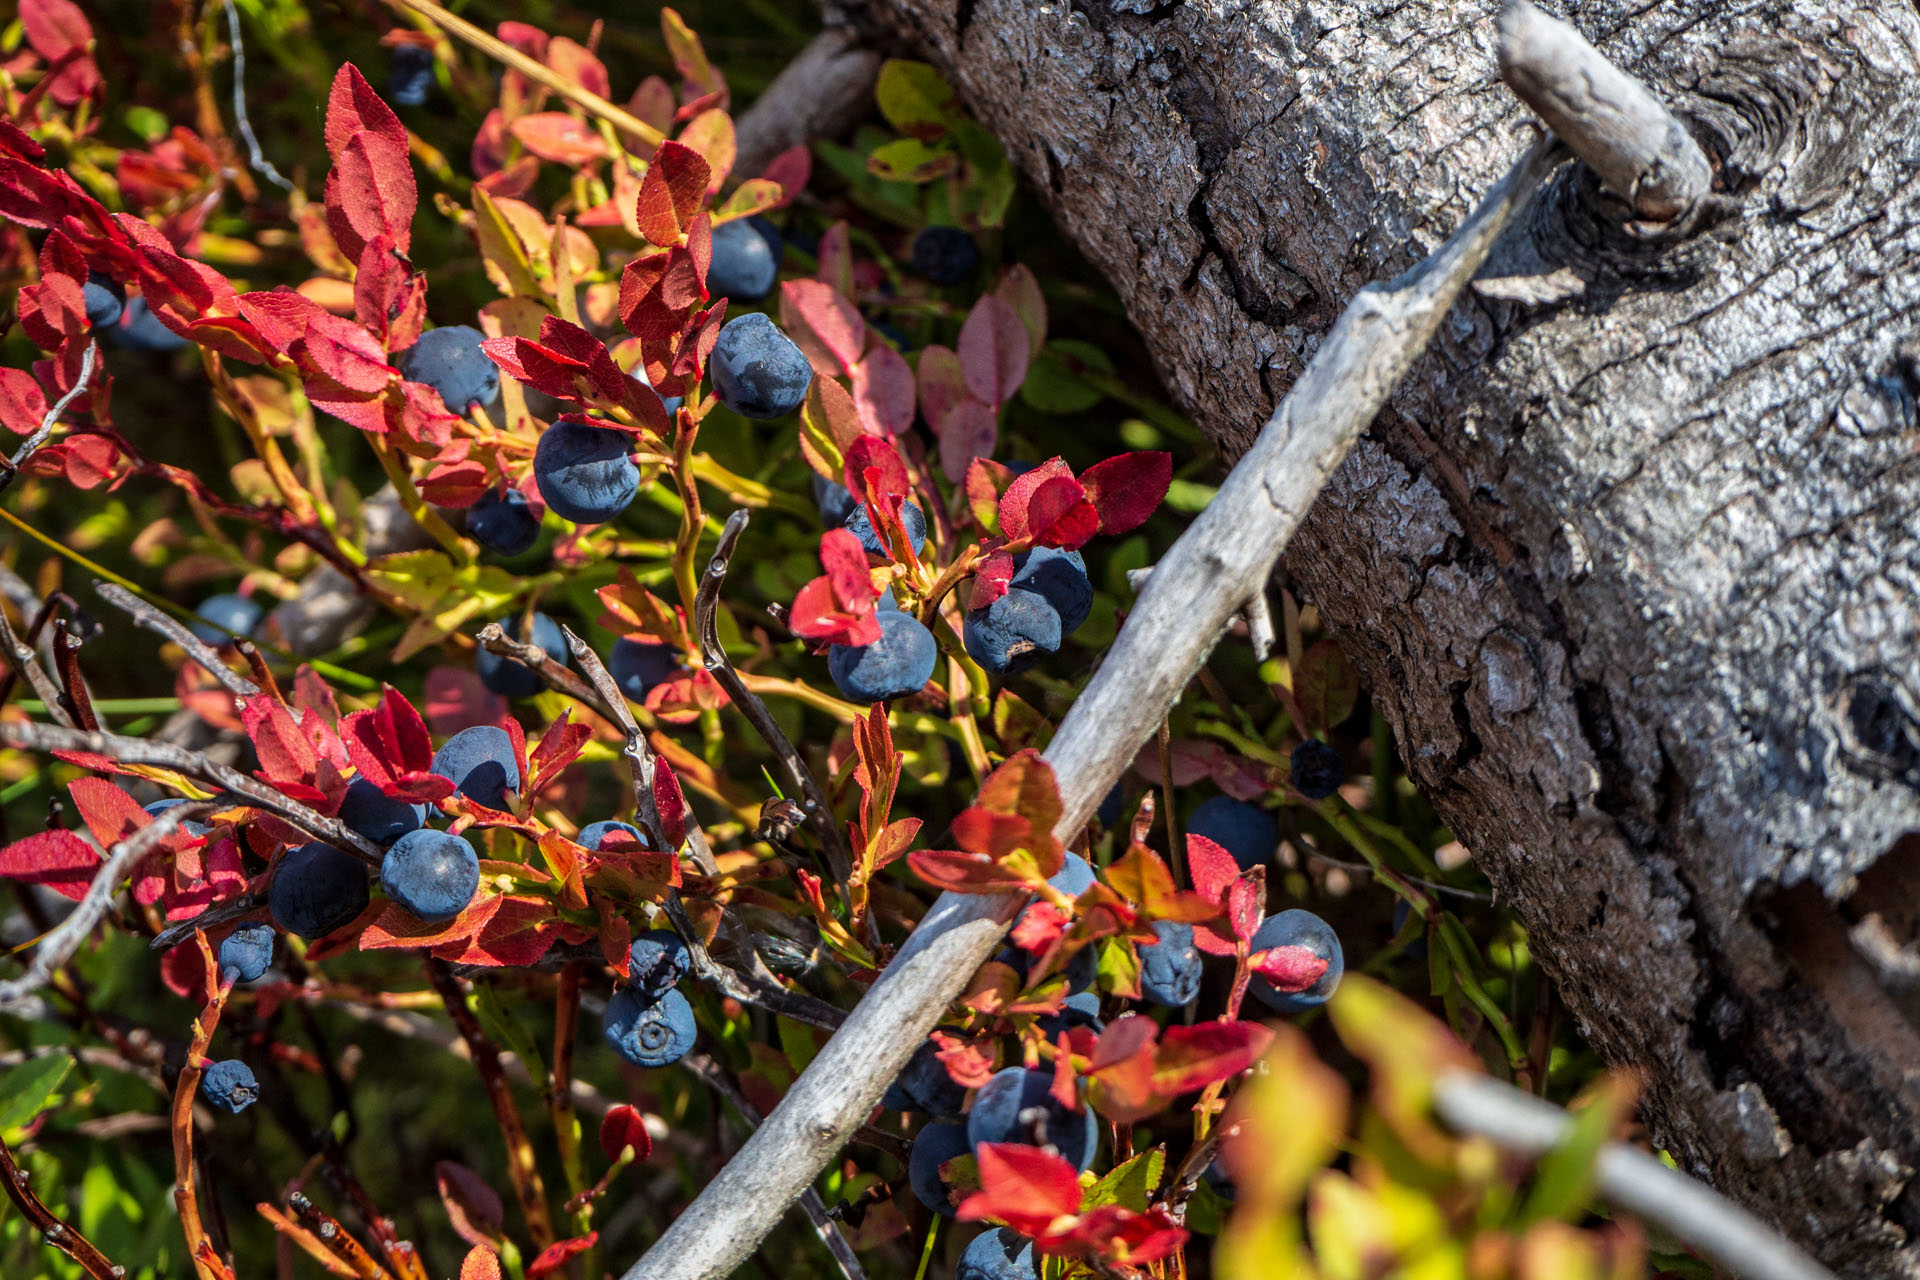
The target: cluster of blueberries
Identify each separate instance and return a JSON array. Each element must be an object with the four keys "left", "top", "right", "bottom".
[{"left": 600, "top": 924, "right": 698, "bottom": 1069}]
